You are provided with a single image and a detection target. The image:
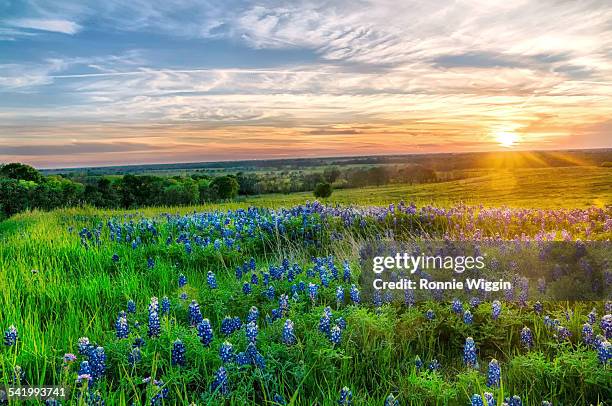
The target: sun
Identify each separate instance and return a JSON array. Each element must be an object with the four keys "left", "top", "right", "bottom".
[{"left": 494, "top": 131, "right": 518, "bottom": 148}]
